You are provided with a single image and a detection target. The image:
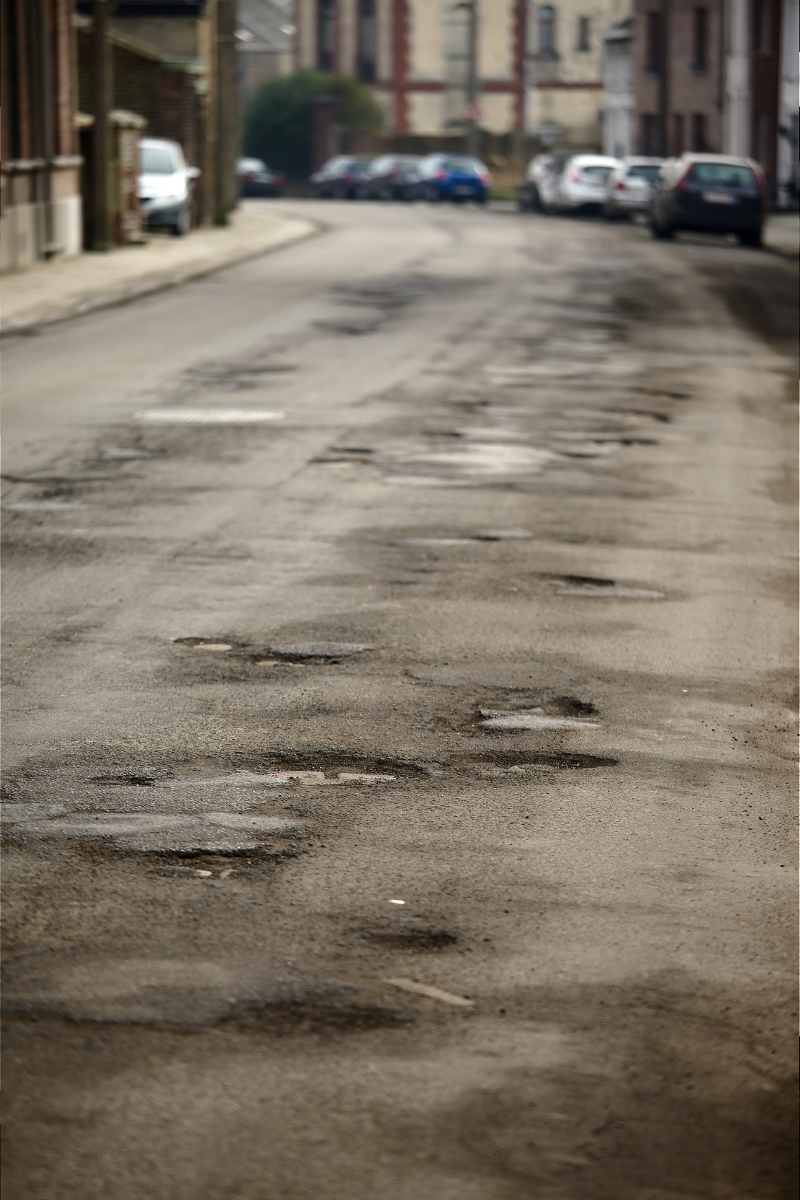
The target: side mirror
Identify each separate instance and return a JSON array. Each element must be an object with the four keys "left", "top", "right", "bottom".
[{"left": 187, "top": 166, "right": 201, "bottom": 181}]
